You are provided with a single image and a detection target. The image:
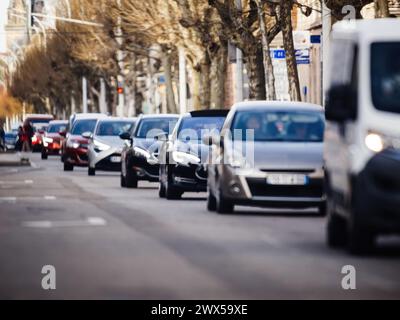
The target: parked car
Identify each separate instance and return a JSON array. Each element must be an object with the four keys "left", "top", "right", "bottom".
[
  {"left": 158, "top": 110, "right": 228, "bottom": 199},
  {"left": 86, "top": 117, "right": 136, "bottom": 176},
  {"left": 62, "top": 114, "right": 108, "bottom": 171},
  {"left": 120, "top": 114, "right": 179, "bottom": 188},
  {"left": 41, "top": 120, "right": 68, "bottom": 159},
  {"left": 325, "top": 19, "right": 400, "bottom": 254},
  {"left": 205, "top": 101, "right": 325, "bottom": 214}
]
